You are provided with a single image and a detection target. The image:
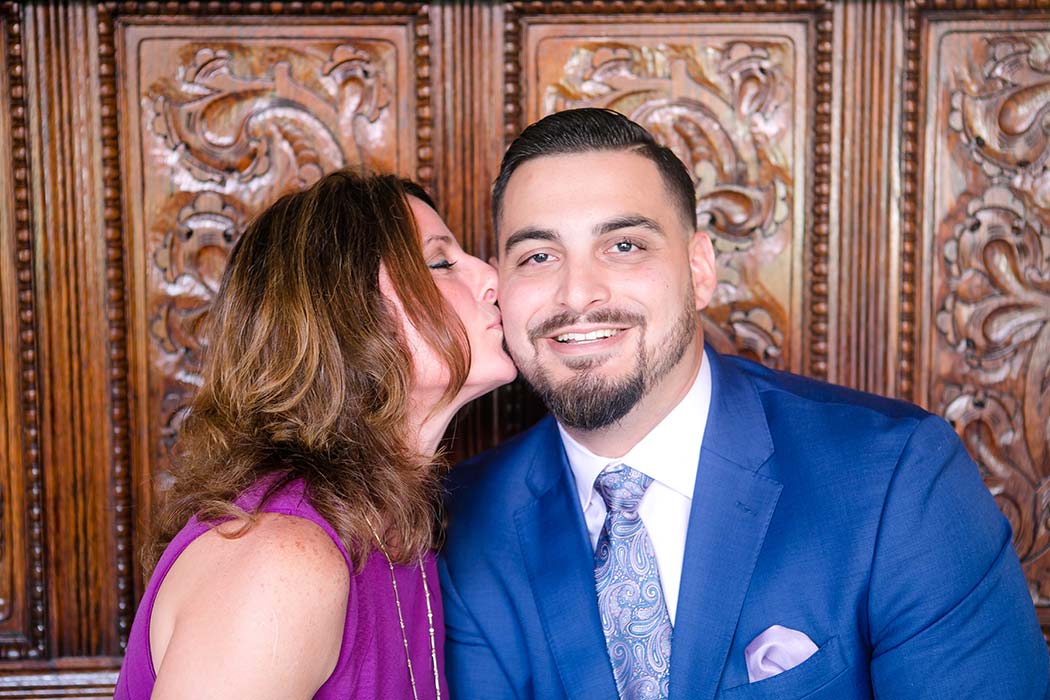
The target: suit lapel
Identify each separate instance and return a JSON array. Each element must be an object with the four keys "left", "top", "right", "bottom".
[
  {"left": 669, "top": 349, "right": 782, "bottom": 700},
  {"left": 514, "top": 418, "right": 619, "bottom": 699}
]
